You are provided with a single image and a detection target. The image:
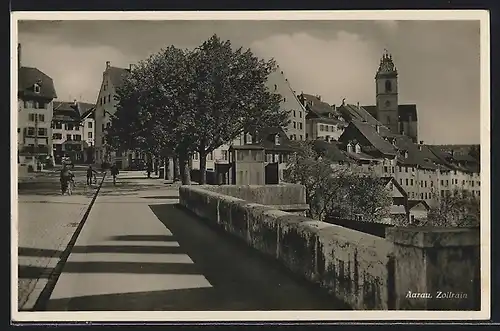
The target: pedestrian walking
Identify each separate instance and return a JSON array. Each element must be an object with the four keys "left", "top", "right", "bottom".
[
  {"left": 110, "top": 163, "right": 119, "bottom": 185},
  {"left": 60, "top": 164, "right": 75, "bottom": 195},
  {"left": 147, "top": 161, "right": 153, "bottom": 179},
  {"left": 86, "top": 165, "right": 98, "bottom": 186}
]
